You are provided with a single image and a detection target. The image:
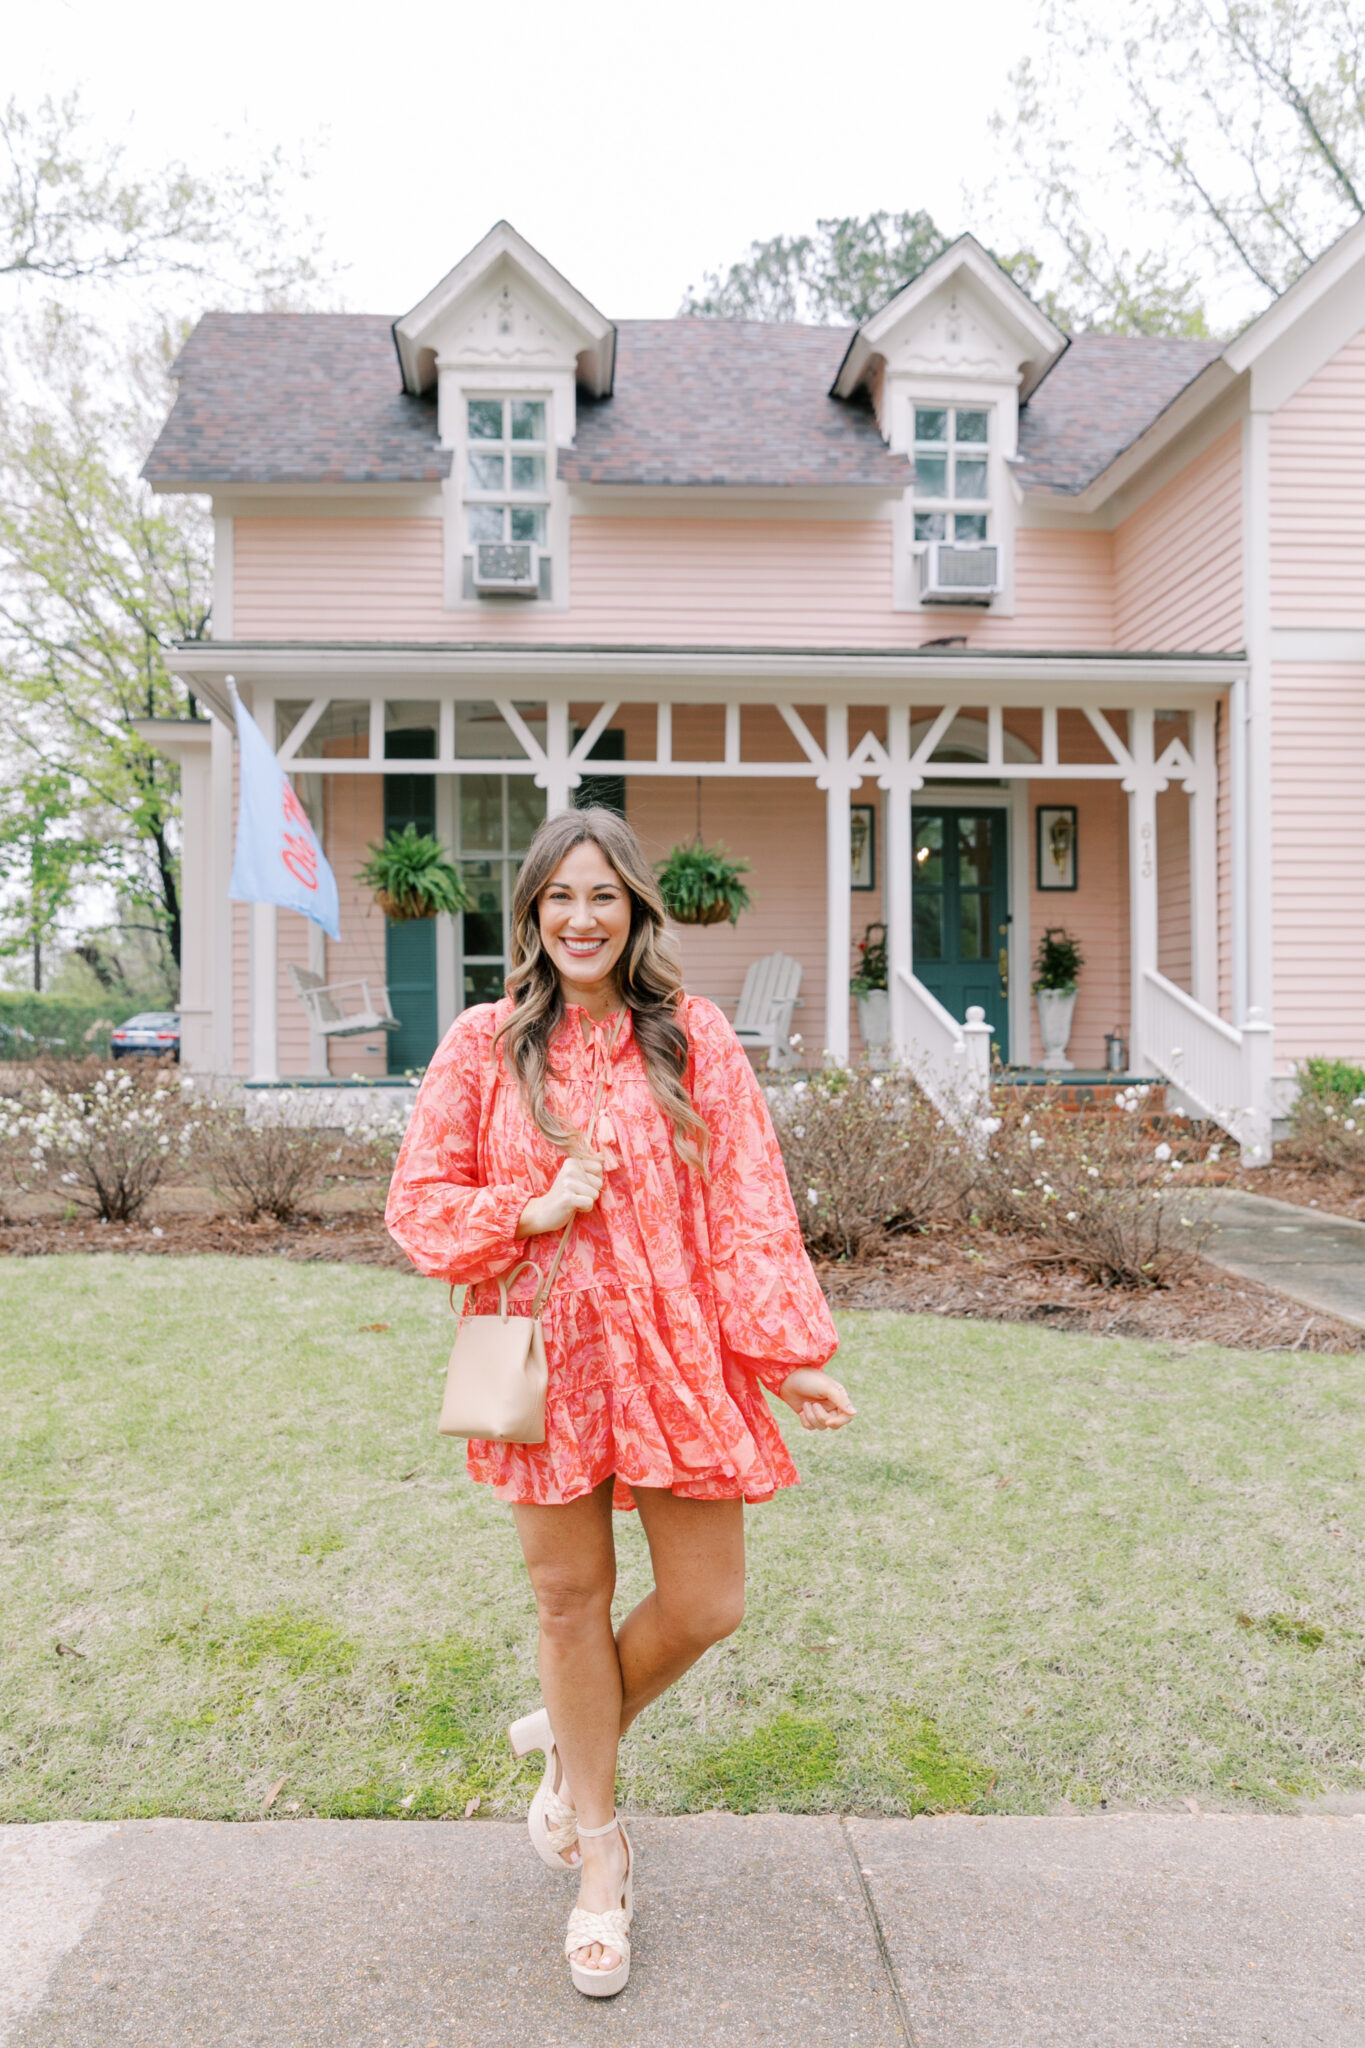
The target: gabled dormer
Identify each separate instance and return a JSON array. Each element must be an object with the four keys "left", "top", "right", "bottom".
[
  {"left": 833, "top": 235, "right": 1068, "bottom": 614},
  {"left": 393, "top": 221, "right": 615, "bottom": 609}
]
